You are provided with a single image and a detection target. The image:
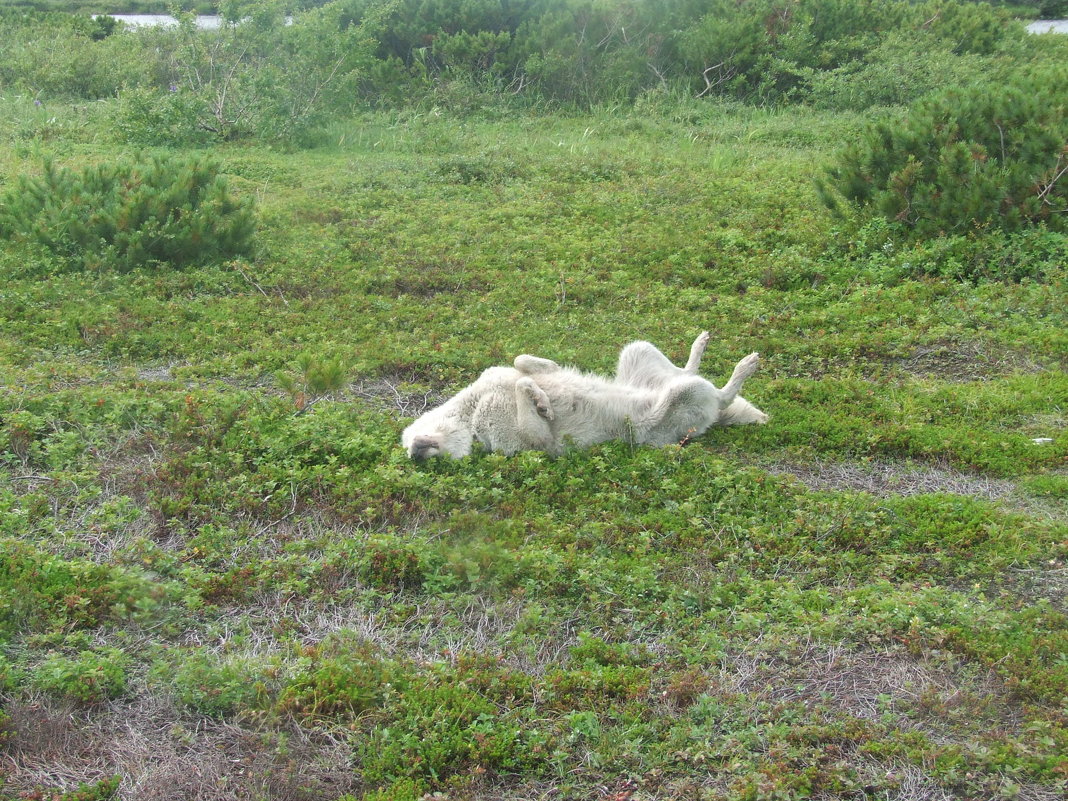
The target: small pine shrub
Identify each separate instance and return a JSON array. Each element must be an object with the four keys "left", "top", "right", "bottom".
[
  {"left": 0, "top": 155, "right": 255, "bottom": 273},
  {"left": 820, "top": 67, "right": 1068, "bottom": 245},
  {"left": 275, "top": 352, "right": 350, "bottom": 413}
]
